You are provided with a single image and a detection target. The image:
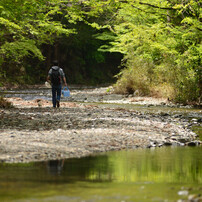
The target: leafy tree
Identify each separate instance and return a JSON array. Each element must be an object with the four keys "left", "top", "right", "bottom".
[
  {"left": 0, "top": 0, "right": 84, "bottom": 84},
  {"left": 0, "top": 0, "right": 122, "bottom": 86},
  {"left": 95, "top": 0, "right": 201, "bottom": 103},
  {"left": 0, "top": 0, "right": 201, "bottom": 104}
]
